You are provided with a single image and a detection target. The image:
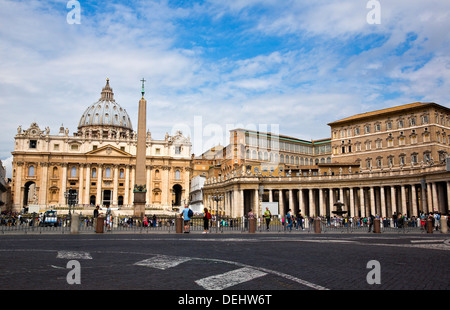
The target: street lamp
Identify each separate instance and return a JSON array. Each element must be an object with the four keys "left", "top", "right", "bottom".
[
  {"left": 64, "top": 188, "right": 78, "bottom": 223},
  {"left": 212, "top": 190, "right": 223, "bottom": 233}
]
